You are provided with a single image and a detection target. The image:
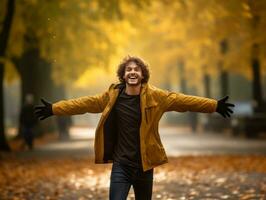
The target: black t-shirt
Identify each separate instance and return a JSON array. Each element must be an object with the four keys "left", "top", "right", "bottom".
[{"left": 113, "top": 88, "right": 142, "bottom": 168}]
